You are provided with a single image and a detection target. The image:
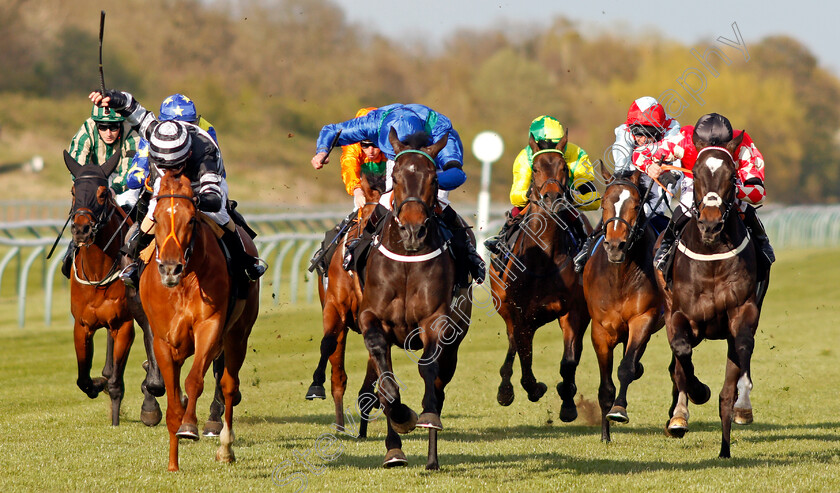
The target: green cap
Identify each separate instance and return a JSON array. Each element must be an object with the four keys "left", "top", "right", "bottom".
[
  {"left": 529, "top": 115, "right": 565, "bottom": 142},
  {"left": 91, "top": 105, "right": 125, "bottom": 123}
]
